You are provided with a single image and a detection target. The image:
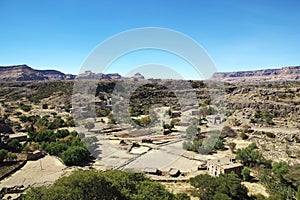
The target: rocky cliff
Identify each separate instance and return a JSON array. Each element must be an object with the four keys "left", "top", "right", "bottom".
[
  {"left": 0, "top": 65, "right": 74, "bottom": 81},
  {"left": 75, "top": 70, "right": 121, "bottom": 80},
  {"left": 0, "top": 65, "right": 121, "bottom": 81},
  {"left": 211, "top": 66, "right": 300, "bottom": 82}
]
